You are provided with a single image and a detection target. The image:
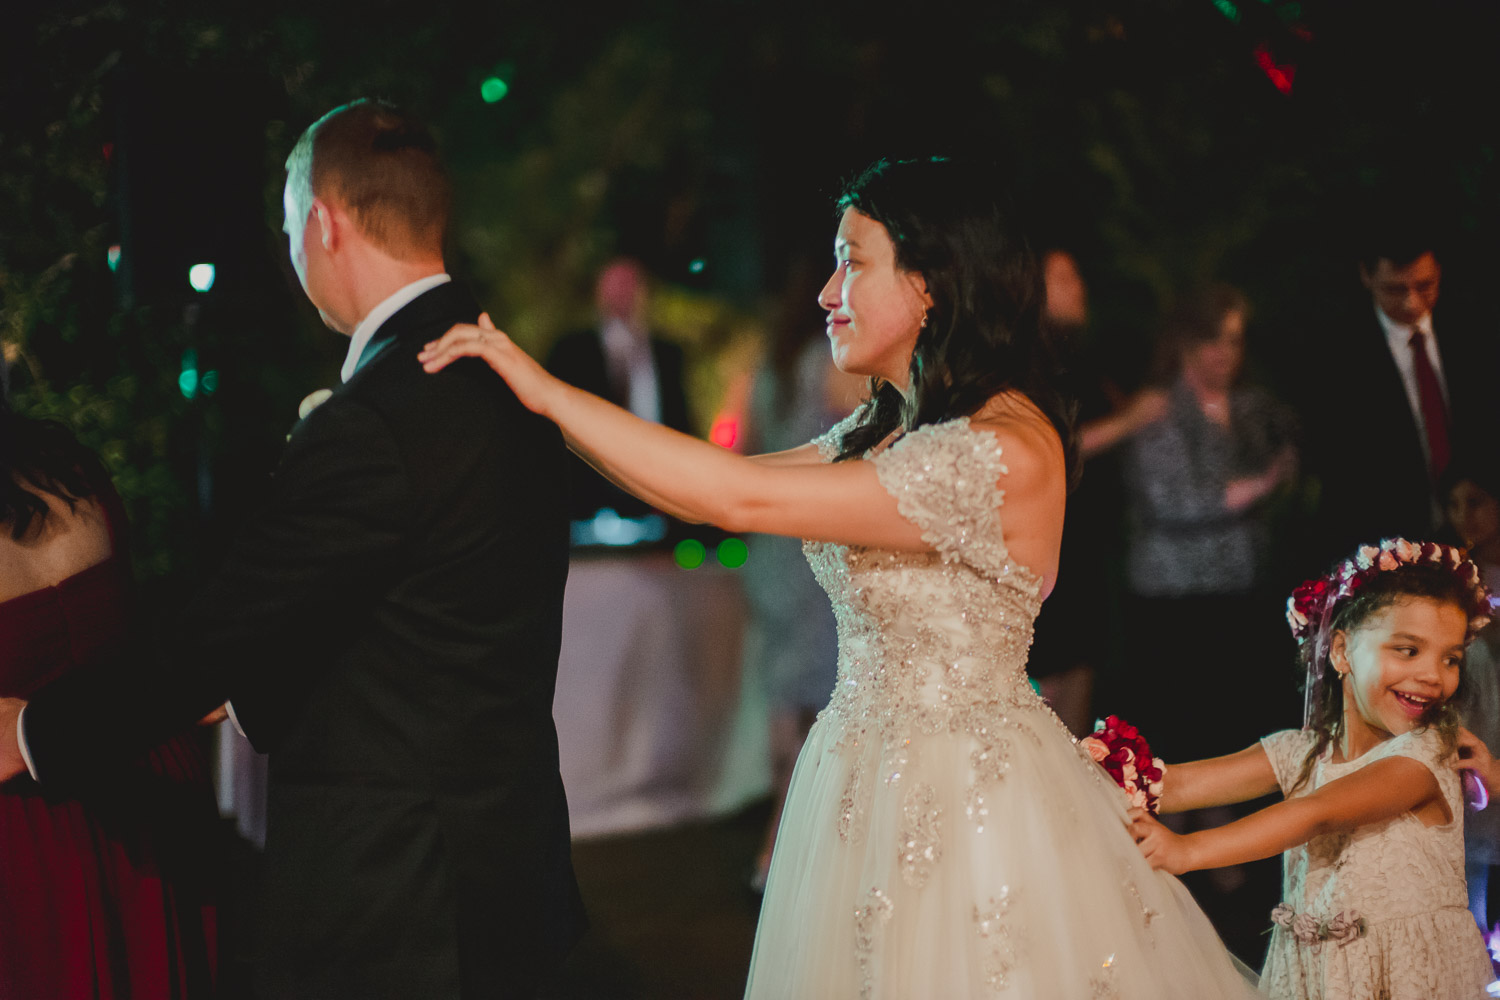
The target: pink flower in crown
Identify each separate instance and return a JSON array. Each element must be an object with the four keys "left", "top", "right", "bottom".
[
  {"left": 1393, "top": 539, "right": 1418, "bottom": 562},
  {"left": 1377, "top": 550, "right": 1399, "bottom": 571},
  {"left": 1357, "top": 545, "right": 1380, "bottom": 570}
]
